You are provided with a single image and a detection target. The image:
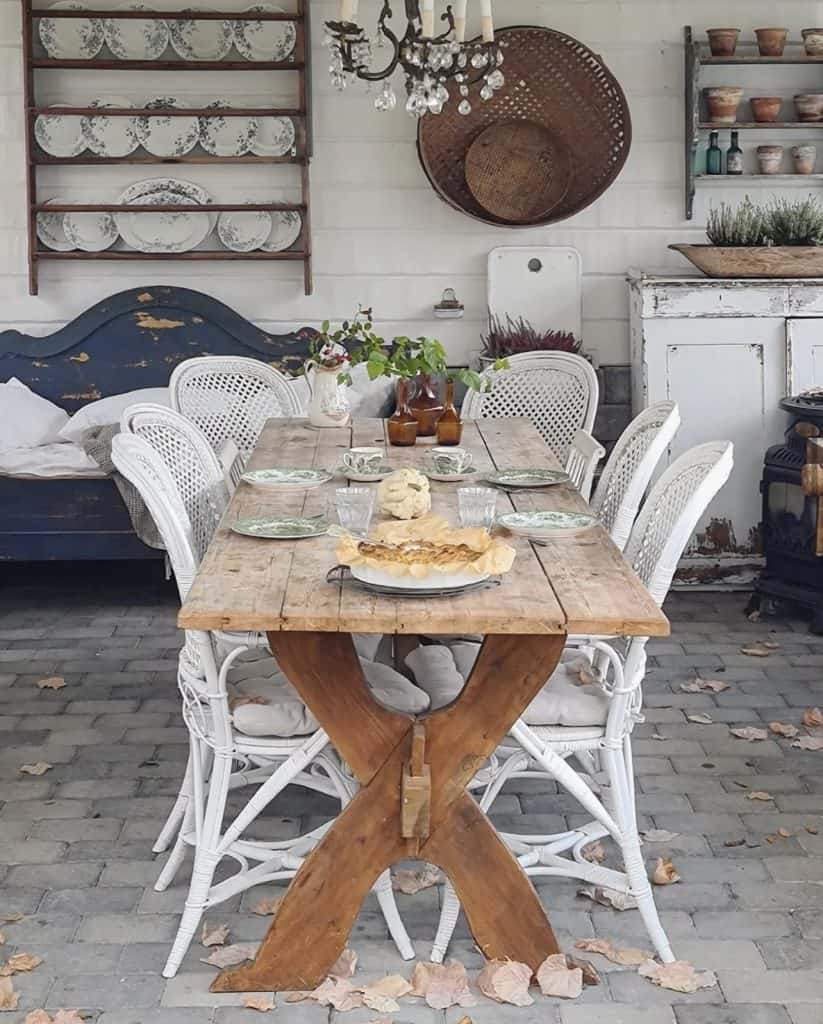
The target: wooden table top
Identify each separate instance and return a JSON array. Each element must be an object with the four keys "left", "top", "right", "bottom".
[{"left": 178, "top": 417, "right": 669, "bottom": 638}]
